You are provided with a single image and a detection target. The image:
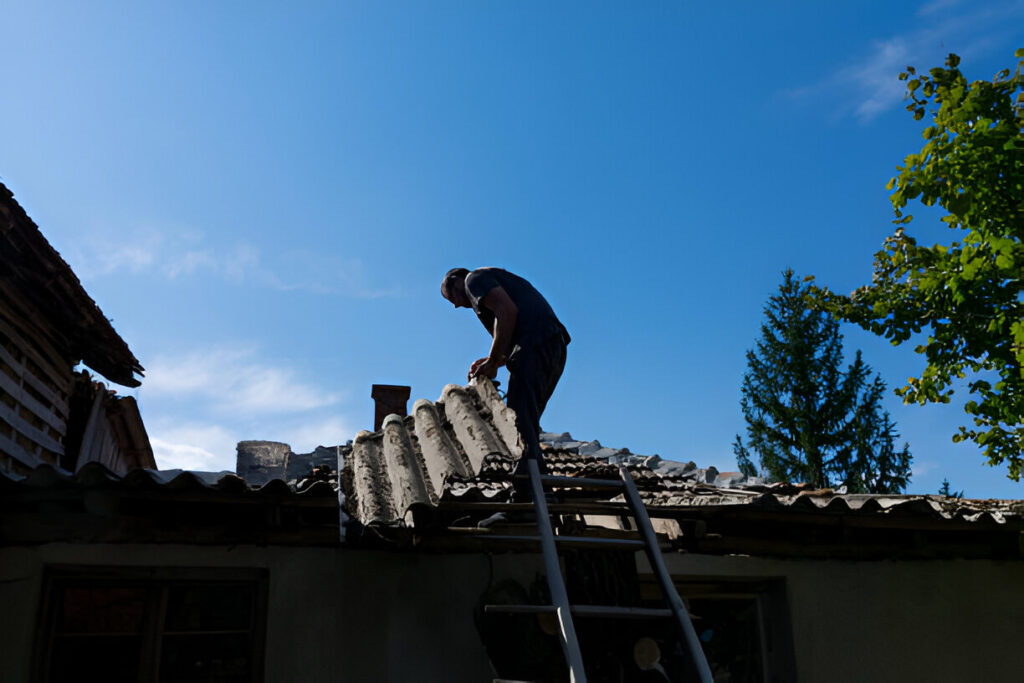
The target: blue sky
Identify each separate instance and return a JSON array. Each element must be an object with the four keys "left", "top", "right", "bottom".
[{"left": 2, "top": 1, "right": 1021, "bottom": 498}]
